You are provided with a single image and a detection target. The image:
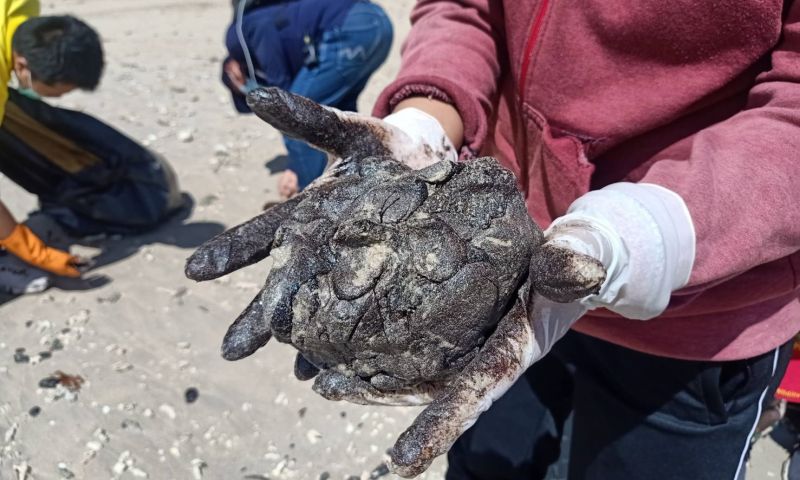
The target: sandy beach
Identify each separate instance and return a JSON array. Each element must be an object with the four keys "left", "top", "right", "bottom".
[{"left": 0, "top": 1, "right": 787, "bottom": 479}]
